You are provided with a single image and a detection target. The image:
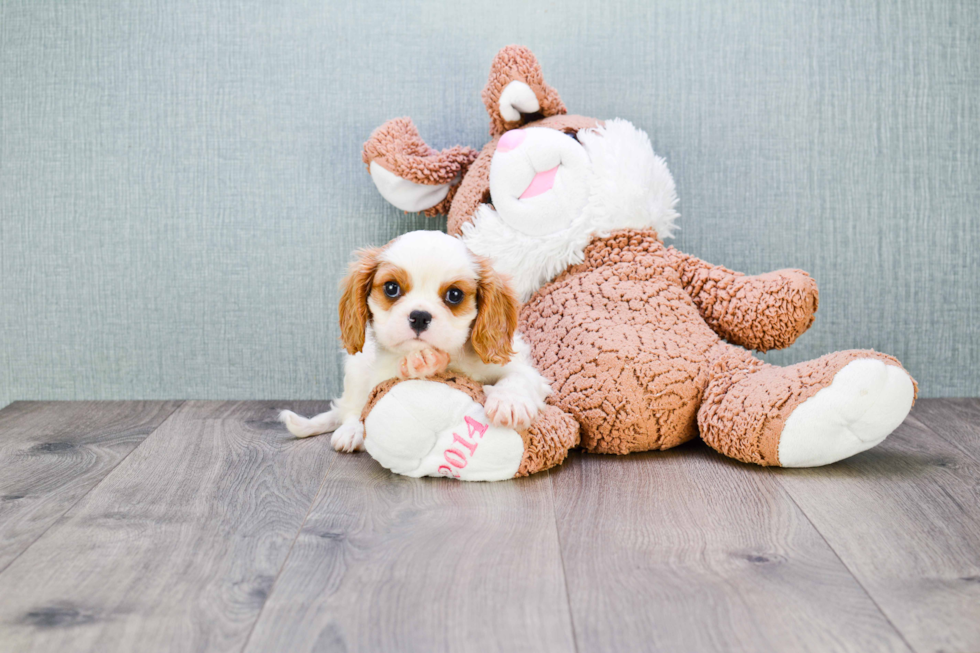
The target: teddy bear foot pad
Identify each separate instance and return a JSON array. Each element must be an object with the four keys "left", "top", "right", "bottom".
[
  {"left": 363, "top": 380, "right": 526, "bottom": 481},
  {"left": 778, "top": 359, "right": 915, "bottom": 467}
]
